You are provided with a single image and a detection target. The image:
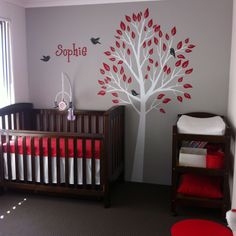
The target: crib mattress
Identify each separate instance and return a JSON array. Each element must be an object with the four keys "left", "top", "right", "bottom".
[{"left": 177, "top": 115, "right": 226, "bottom": 135}]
